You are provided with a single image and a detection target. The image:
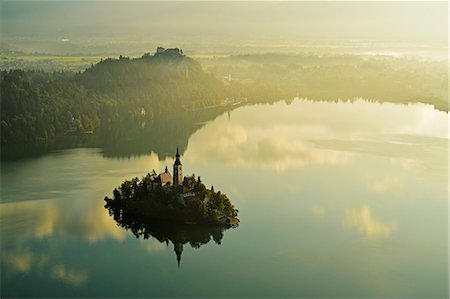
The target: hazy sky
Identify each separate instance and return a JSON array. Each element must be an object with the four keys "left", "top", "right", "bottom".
[{"left": 1, "top": 1, "right": 447, "bottom": 43}]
